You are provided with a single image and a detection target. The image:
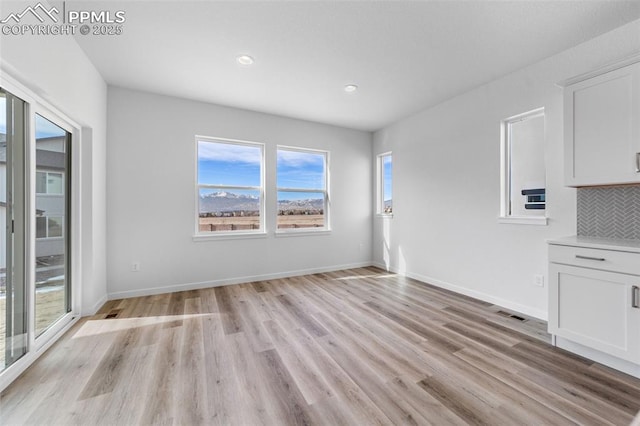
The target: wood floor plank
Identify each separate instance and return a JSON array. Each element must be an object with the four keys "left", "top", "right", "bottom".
[
  {"left": 263, "top": 319, "right": 333, "bottom": 405},
  {"left": 317, "top": 334, "right": 429, "bottom": 425},
  {"left": 276, "top": 294, "right": 328, "bottom": 338},
  {"left": 258, "top": 349, "right": 315, "bottom": 425},
  {"left": 454, "top": 347, "right": 615, "bottom": 426},
  {"left": 138, "top": 326, "right": 181, "bottom": 425},
  {"left": 2, "top": 267, "right": 639, "bottom": 425},
  {"left": 213, "top": 286, "right": 243, "bottom": 335}
]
